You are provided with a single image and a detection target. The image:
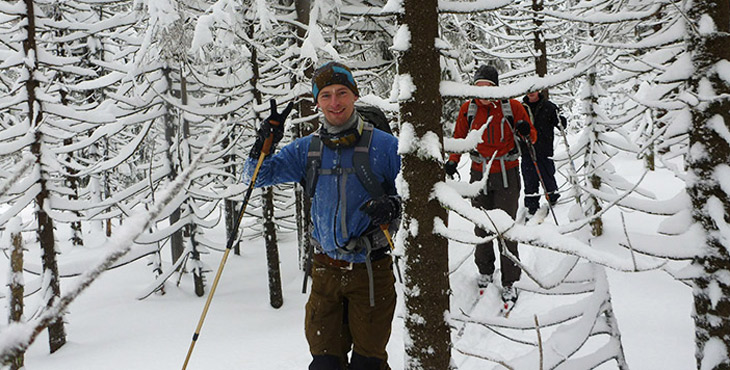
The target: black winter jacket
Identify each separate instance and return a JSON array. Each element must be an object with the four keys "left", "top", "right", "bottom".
[{"left": 522, "top": 93, "right": 560, "bottom": 158}]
